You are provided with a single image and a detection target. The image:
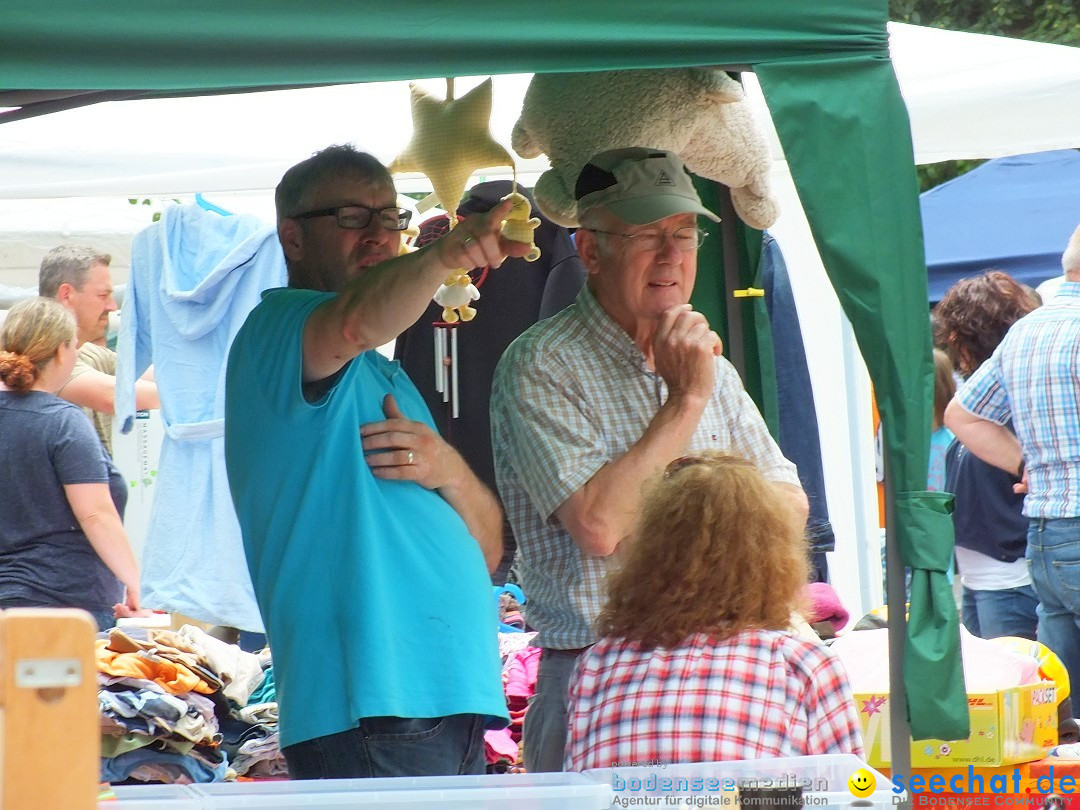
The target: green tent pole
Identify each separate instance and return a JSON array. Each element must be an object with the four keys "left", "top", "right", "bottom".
[
  {"left": 757, "top": 55, "right": 967, "bottom": 744},
  {"left": 884, "top": 452, "right": 912, "bottom": 806}
]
